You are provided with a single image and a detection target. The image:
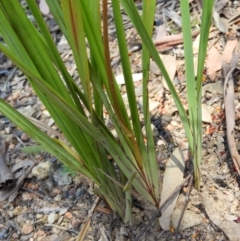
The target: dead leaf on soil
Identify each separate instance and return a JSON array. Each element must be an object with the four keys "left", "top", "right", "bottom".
[
  {"left": 213, "top": 10, "right": 227, "bottom": 33},
  {"left": 202, "top": 104, "right": 213, "bottom": 123},
  {"left": 192, "top": 33, "right": 200, "bottom": 55},
  {"left": 159, "top": 147, "right": 185, "bottom": 230},
  {"left": 171, "top": 209, "right": 202, "bottom": 230},
  {"left": 221, "top": 39, "right": 238, "bottom": 63},
  {"left": 207, "top": 39, "right": 238, "bottom": 80},
  {"left": 0, "top": 159, "right": 34, "bottom": 203},
  {"left": 154, "top": 24, "right": 167, "bottom": 41},
  {"left": 206, "top": 46, "right": 222, "bottom": 80},
  {"left": 160, "top": 54, "right": 176, "bottom": 90},
  {"left": 214, "top": 0, "right": 228, "bottom": 12},
  {"left": 0, "top": 141, "right": 15, "bottom": 190},
  {"left": 201, "top": 193, "right": 240, "bottom": 241},
  {"left": 223, "top": 50, "right": 240, "bottom": 173}
]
